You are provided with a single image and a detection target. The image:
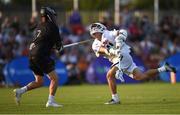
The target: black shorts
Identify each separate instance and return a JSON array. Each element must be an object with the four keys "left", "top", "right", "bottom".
[{"left": 29, "top": 56, "right": 55, "bottom": 76}]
